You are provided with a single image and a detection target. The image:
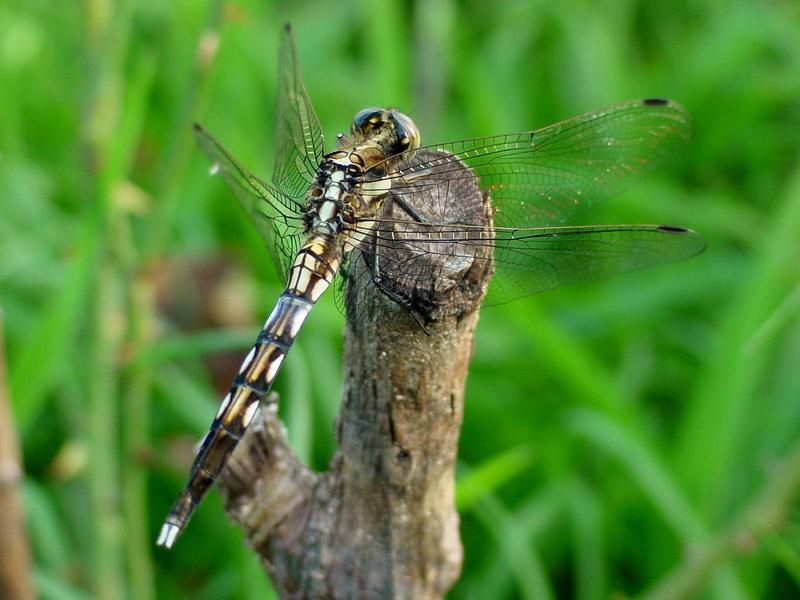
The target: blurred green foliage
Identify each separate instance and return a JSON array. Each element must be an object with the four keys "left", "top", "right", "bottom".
[{"left": 2, "top": 0, "right": 800, "bottom": 598}]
